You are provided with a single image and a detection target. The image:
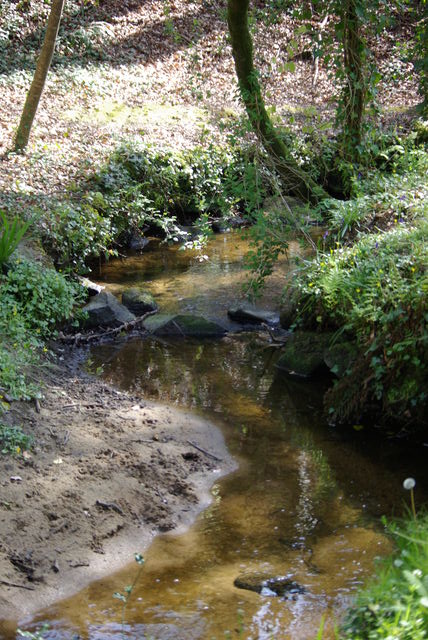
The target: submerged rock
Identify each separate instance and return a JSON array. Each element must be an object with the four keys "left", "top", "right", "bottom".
[
  {"left": 122, "top": 287, "right": 158, "bottom": 316},
  {"left": 227, "top": 307, "right": 279, "bottom": 326},
  {"left": 82, "top": 291, "right": 135, "bottom": 328},
  {"left": 276, "top": 331, "right": 333, "bottom": 377},
  {"left": 144, "top": 314, "right": 226, "bottom": 337},
  {"left": 234, "top": 573, "right": 305, "bottom": 599},
  {"left": 129, "top": 234, "right": 151, "bottom": 251},
  {"left": 323, "top": 340, "right": 358, "bottom": 377}
]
